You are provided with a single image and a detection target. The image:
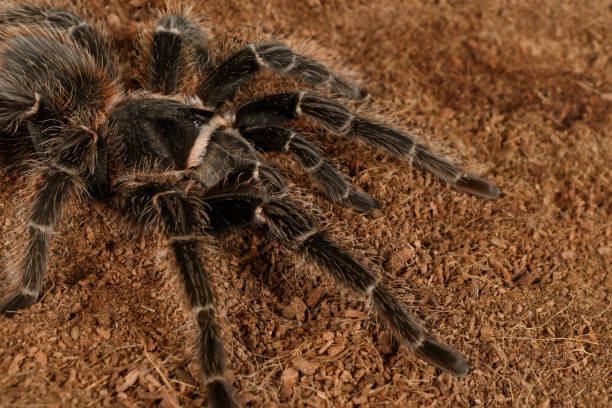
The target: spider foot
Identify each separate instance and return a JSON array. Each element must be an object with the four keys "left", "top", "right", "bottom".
[
  {"left": 415, "top": 337, "right": 470, "bottom": 378},
  {"left": 455, "top": 174, "right": 500, "bottom": 200},
  {"left": 207, "top": 379, "right": 241, "bottom": 408},
  {"left": 342, "top": 189, "right": 379, "bottom": 213},
  {"left": 0, "top": 292, "right": 37, "bottom": 317}
]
